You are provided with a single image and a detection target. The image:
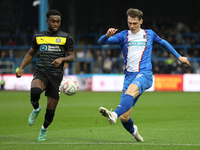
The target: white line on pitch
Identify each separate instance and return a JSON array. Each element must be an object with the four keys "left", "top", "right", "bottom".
[{"left": 1, "top": 142, "right": 200, "bottom": 146}]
